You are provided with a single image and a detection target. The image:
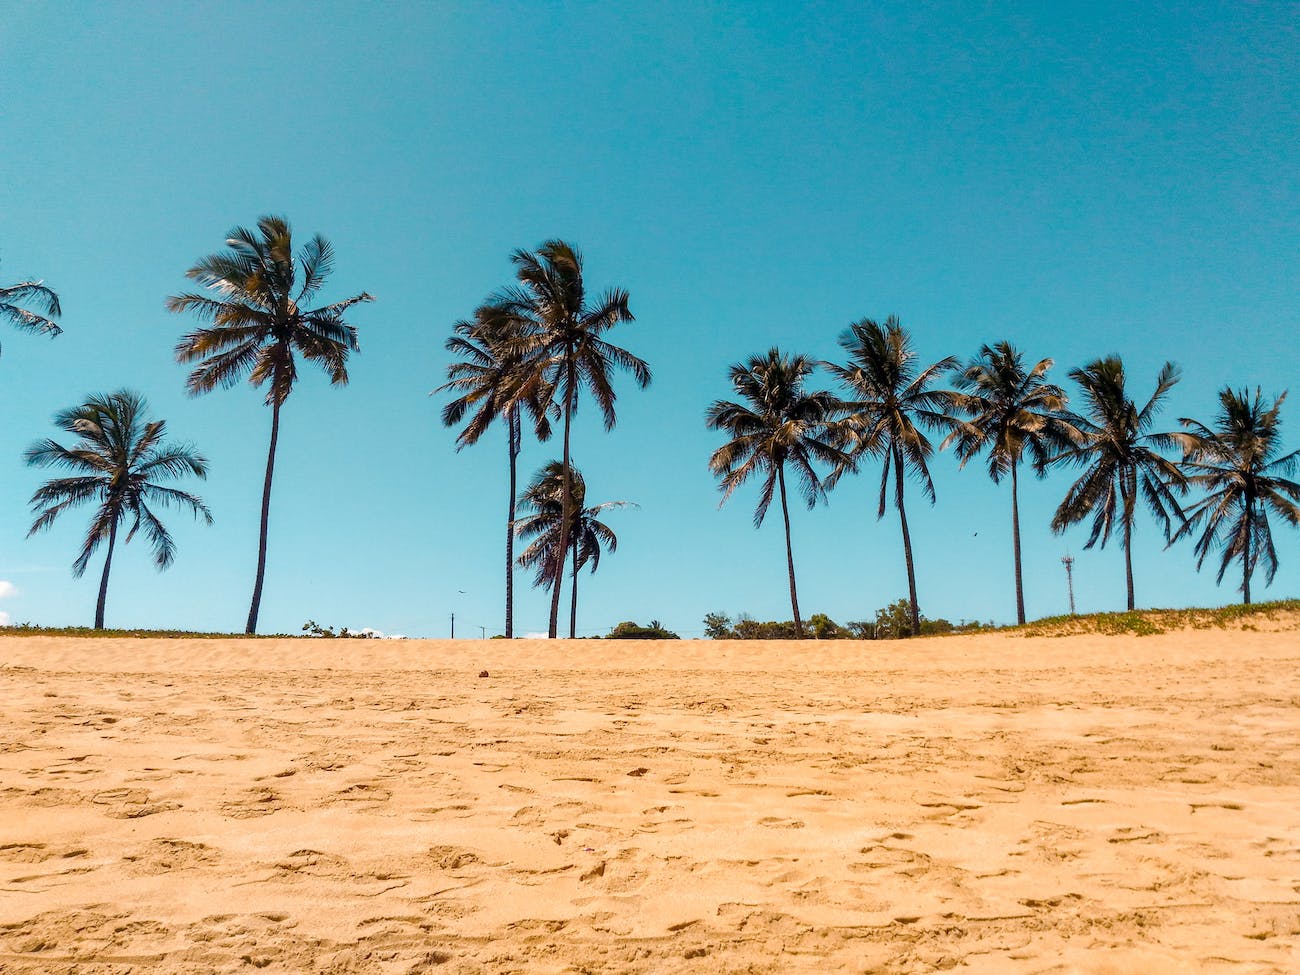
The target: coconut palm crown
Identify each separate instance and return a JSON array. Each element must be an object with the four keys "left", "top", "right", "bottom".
[
  {"left": 943, "top": 341, "right": 1080, "bottom": 623},
  {"left": 491, "top": 240, "right": 649, "bottom": 637},
  {"left": 1, "top": 264, "right": 62, "bottom": 354},
  {"left": 1168, "top": 387, "right": 1300, "bottom": 603},
  {"left": 1048, "top": 356, "right": 1186, "bottom": 610},
  {"left": 824, "top": 317, "right": 961, "bottom": 636},
  {"left": 25, "top": 390, "right": 211, "bottom": 629},
  {"left": 167, "top": 216, "right": 373, "bottom": 634},
  {"left": 707, "top": 348, "right": 849, "bottom": 638}
]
